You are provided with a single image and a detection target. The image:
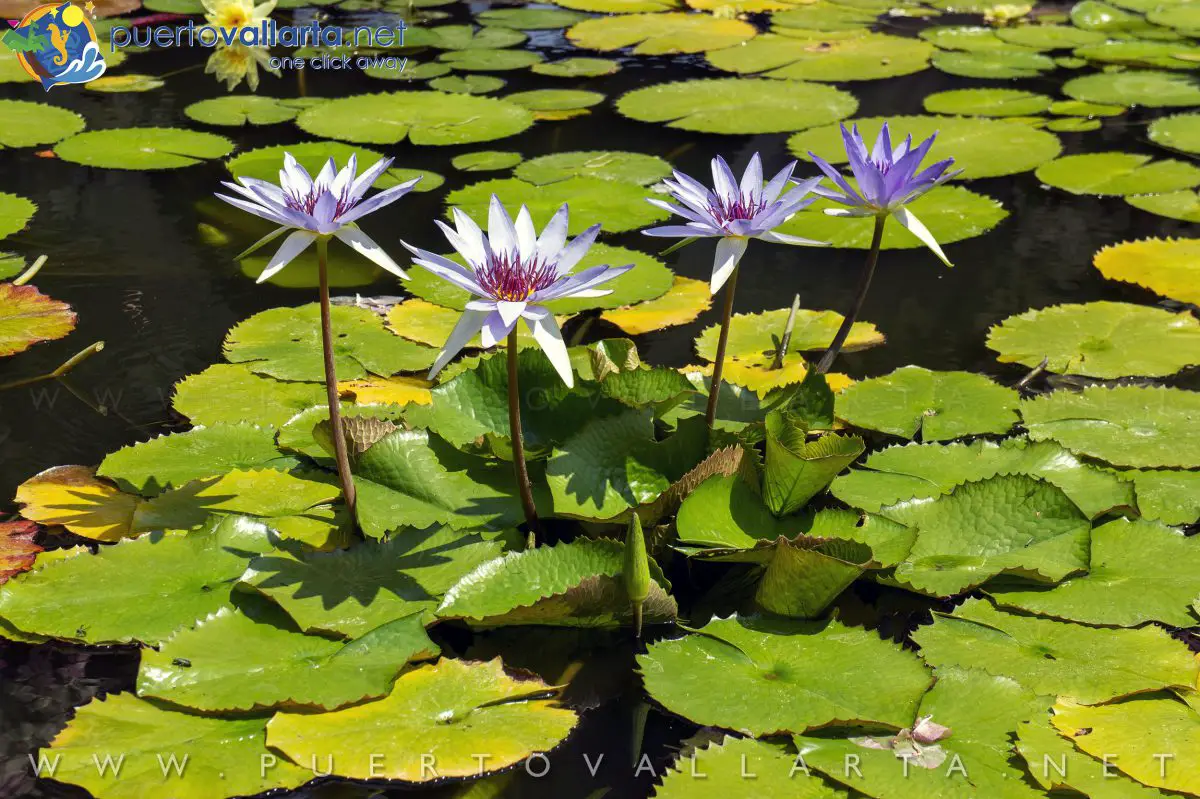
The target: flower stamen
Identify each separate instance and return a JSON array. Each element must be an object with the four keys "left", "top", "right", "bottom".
[{"left": 475, "top": 250, "right": 558, "bottom": 302}]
